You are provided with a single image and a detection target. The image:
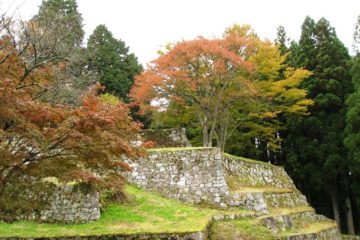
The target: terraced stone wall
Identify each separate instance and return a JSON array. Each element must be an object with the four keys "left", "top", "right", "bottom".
[
  {"left": 125, "top": 148, "right": 301, "bottom": 211},
  {"left": 223, "top": 153, "right": 295, "bottom": 189},
  {"left": 124, "top": 148, "right": 229, "bottom": 206}
]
